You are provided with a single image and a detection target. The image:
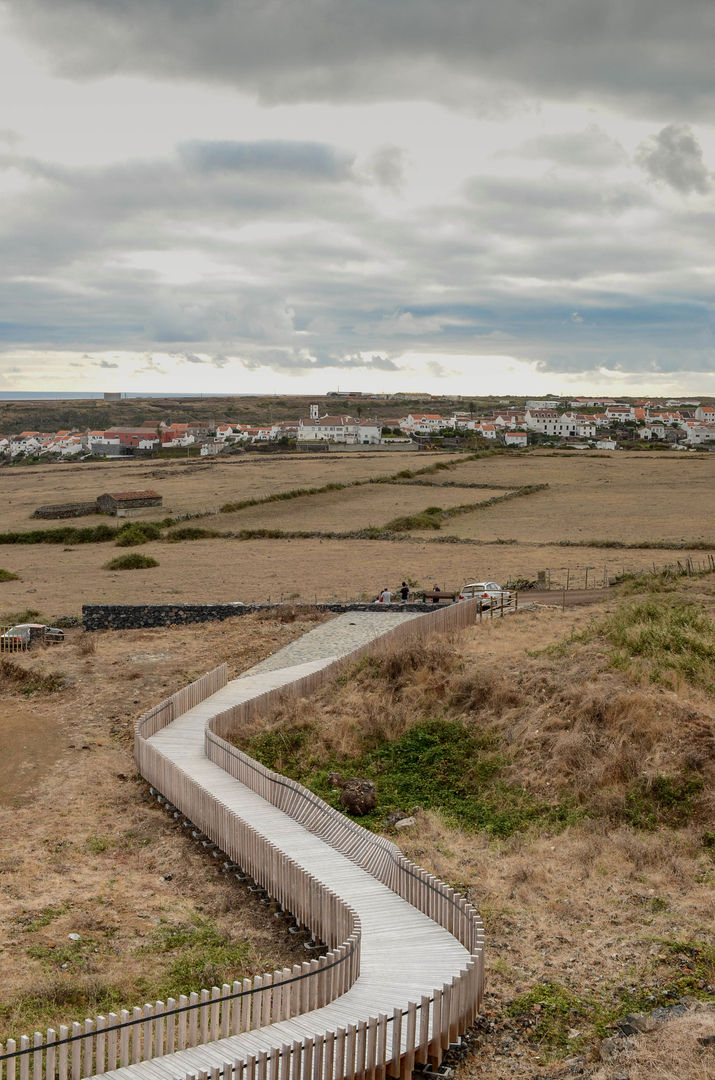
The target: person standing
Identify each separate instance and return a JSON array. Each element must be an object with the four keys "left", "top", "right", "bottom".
[{"left": 400, "top": 581, "right": 409, "bottom": 603}]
